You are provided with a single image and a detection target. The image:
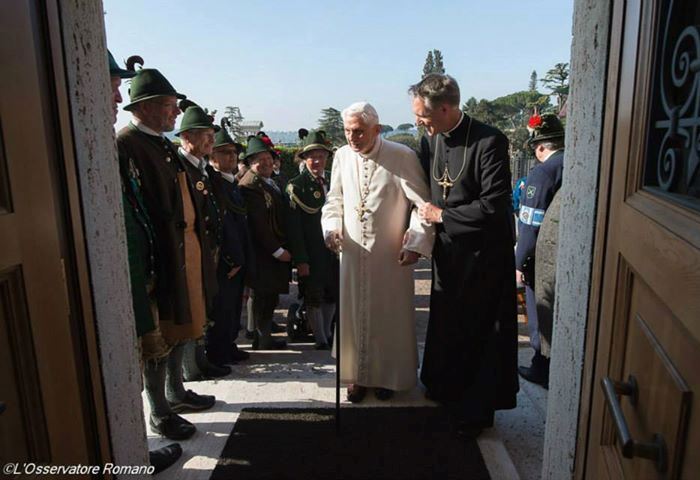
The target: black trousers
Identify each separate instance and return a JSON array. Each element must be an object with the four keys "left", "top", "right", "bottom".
[{"left": 206, "top": 264, "right": 246, "bottom": 365}]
